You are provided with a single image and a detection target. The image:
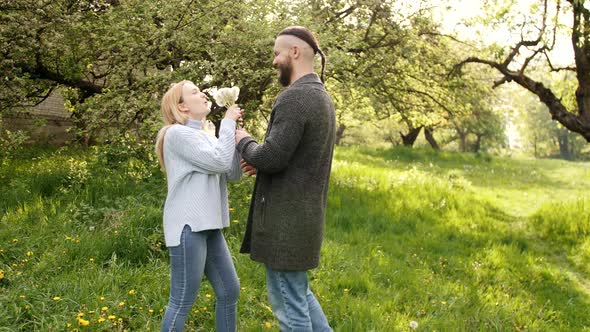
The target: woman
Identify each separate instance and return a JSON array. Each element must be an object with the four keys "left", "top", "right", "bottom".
[{"left": 155, "top": 80, "right": 244, "bottom": 332}]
